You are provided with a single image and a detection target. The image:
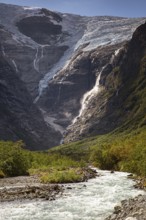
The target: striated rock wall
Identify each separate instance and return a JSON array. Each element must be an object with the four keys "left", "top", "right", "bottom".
[{"left": 0, "top": 54, "right": 61, "bottom": 150}]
